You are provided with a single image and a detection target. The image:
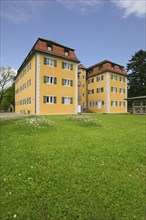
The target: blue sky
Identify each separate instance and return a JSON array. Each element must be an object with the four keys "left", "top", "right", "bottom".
[{"left": 1, "top": 0, "right": 146, "bottom": 71}]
